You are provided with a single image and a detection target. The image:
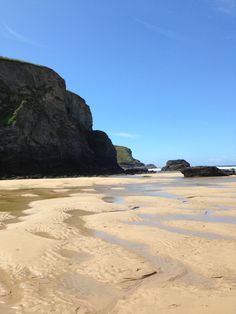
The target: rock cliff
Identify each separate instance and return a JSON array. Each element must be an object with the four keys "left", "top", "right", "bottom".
[
  {"left": 115, "top": 145, "right": 146, "bottom": 170},
  {"left": 0, "top": 57, "right": 122, "bottom": 177},
  {"left": 146, "top": 164, "right": 157, "bottom": 169}
]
